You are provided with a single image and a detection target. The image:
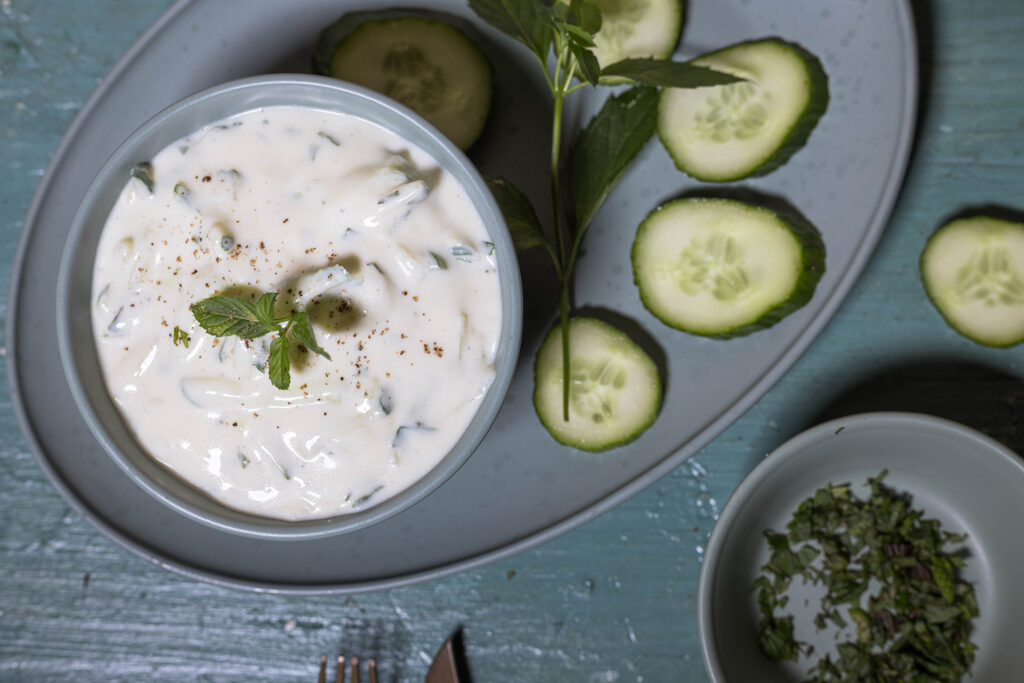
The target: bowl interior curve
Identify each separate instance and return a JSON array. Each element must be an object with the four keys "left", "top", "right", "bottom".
[{"left": 699, "top": 412, "right": 1024, "bottom": 682}]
